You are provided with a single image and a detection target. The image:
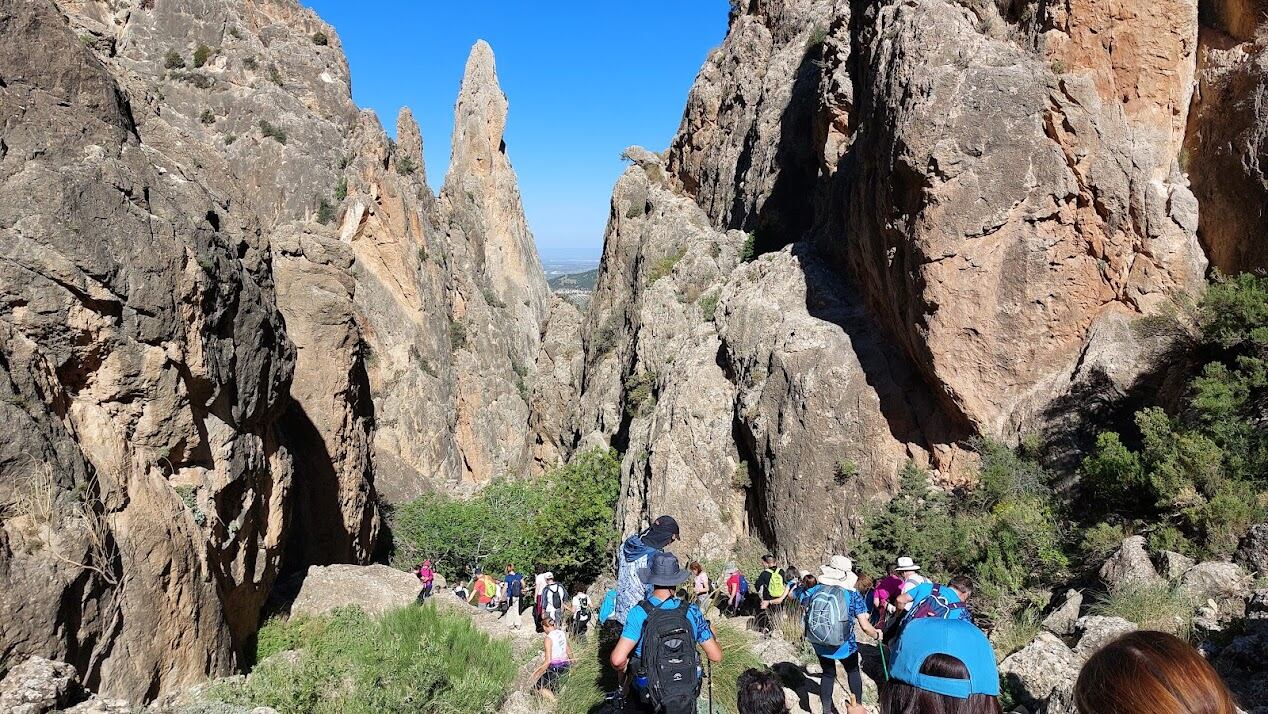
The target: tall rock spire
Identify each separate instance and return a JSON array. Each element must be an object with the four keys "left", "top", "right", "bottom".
[{"left": 442, "top": 40, "right": 550, "bottom": 348}]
